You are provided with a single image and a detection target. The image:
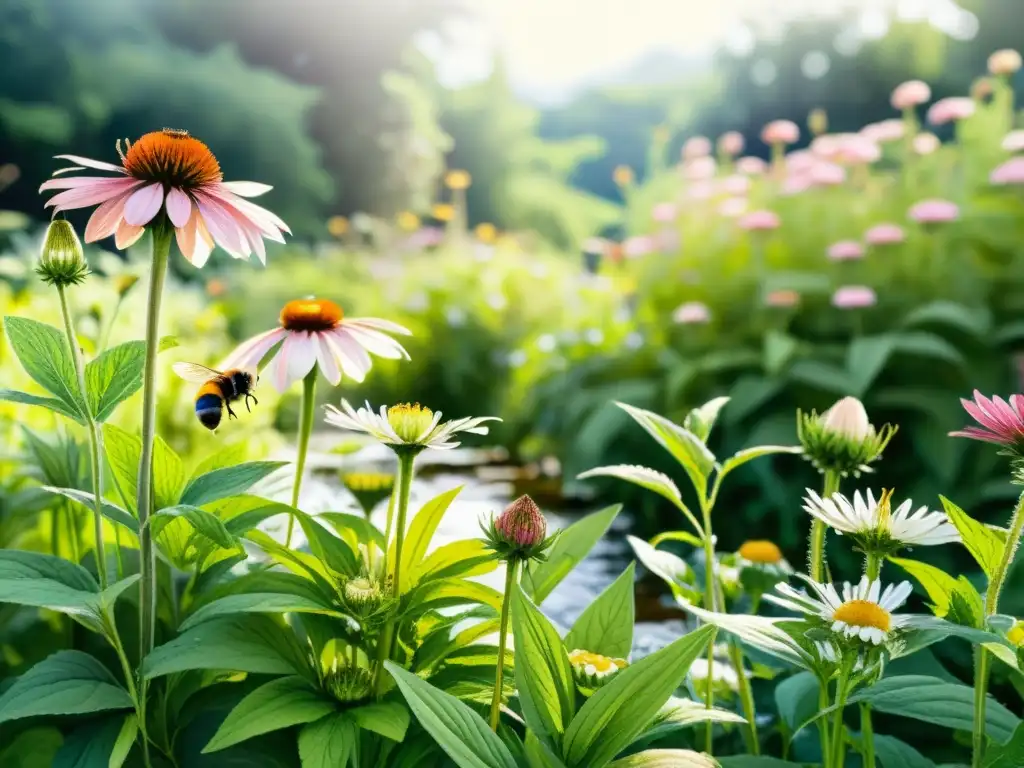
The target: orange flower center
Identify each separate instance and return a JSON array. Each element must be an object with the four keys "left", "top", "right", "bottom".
[
  {"left": 121, "top": 129, "right": 222, "bottom": 188},
  {"left": 738, "top": 540, "right": 784, "bottom": 564},
  {"left": 279, "top": 298, "right": 343, "bottom": 331},
  {"left": 832, "top": 600, "right": 891, "bottom": 631}
]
